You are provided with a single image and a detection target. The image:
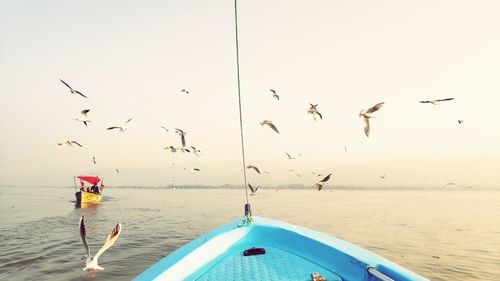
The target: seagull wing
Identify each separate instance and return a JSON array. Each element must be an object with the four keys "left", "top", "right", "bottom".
[
  {"left": 74, "top": 91, "right": 88, "bottom": 99},
  {"left": 247, "top": 165, "right": 261, "bottom": 174},
  {"left": 319, "top": 173, "right": 331, "bottom": 183},
  {"left": 107, "top": 127, "right": 122, "bottom": 130},
  {"left": 93, "top": 223, "right": 122, "bottom": 262},
  {"left": 248, "top": 183, "right": 256, "bottom": 193},
  {"left": 437, "top": 98, "right": 455, "bottom": 102},
  {"left": 269, "top": 89, "right": 276, "bottom": 94},
  {"left": 316, "top": 111, "right": 323, "bottom": 120},
  {"left": 79, "top": 216, "right": 91, "bottom": 259},
  {"left": 265, "top": 122, "right": 280, "bottom": 134},
  {"left": 366, "top": 102, "right": 384, "bottom": 114},
  {"left": 419, "top": 100, "right": 431, "bottom": 103},
  {"left": 286, "top": 153, "right": 292, "bottom": 159},
  {"left": 180, "top": 134, "right": 186, "bottom": 147},
  {"left": 81, "top": 109, "right": 90, "bottom": 116},
  {"left": 161, "top": 126, "right": 169, "bottom": 132},
  {"left": 363, "top": 117, "right": 370, "bottom": 137},
  {"left": 59, "top": 79, "right": 73, "bottom": 90},
  {"left": 71, "top": 141, "right": 83, "bottom": 147}
]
